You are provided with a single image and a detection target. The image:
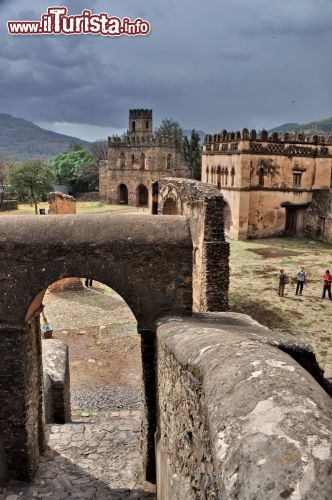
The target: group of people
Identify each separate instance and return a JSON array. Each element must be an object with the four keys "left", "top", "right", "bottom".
[{"left": 278, "top": 267, "right": 332, "bottom": 299}]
